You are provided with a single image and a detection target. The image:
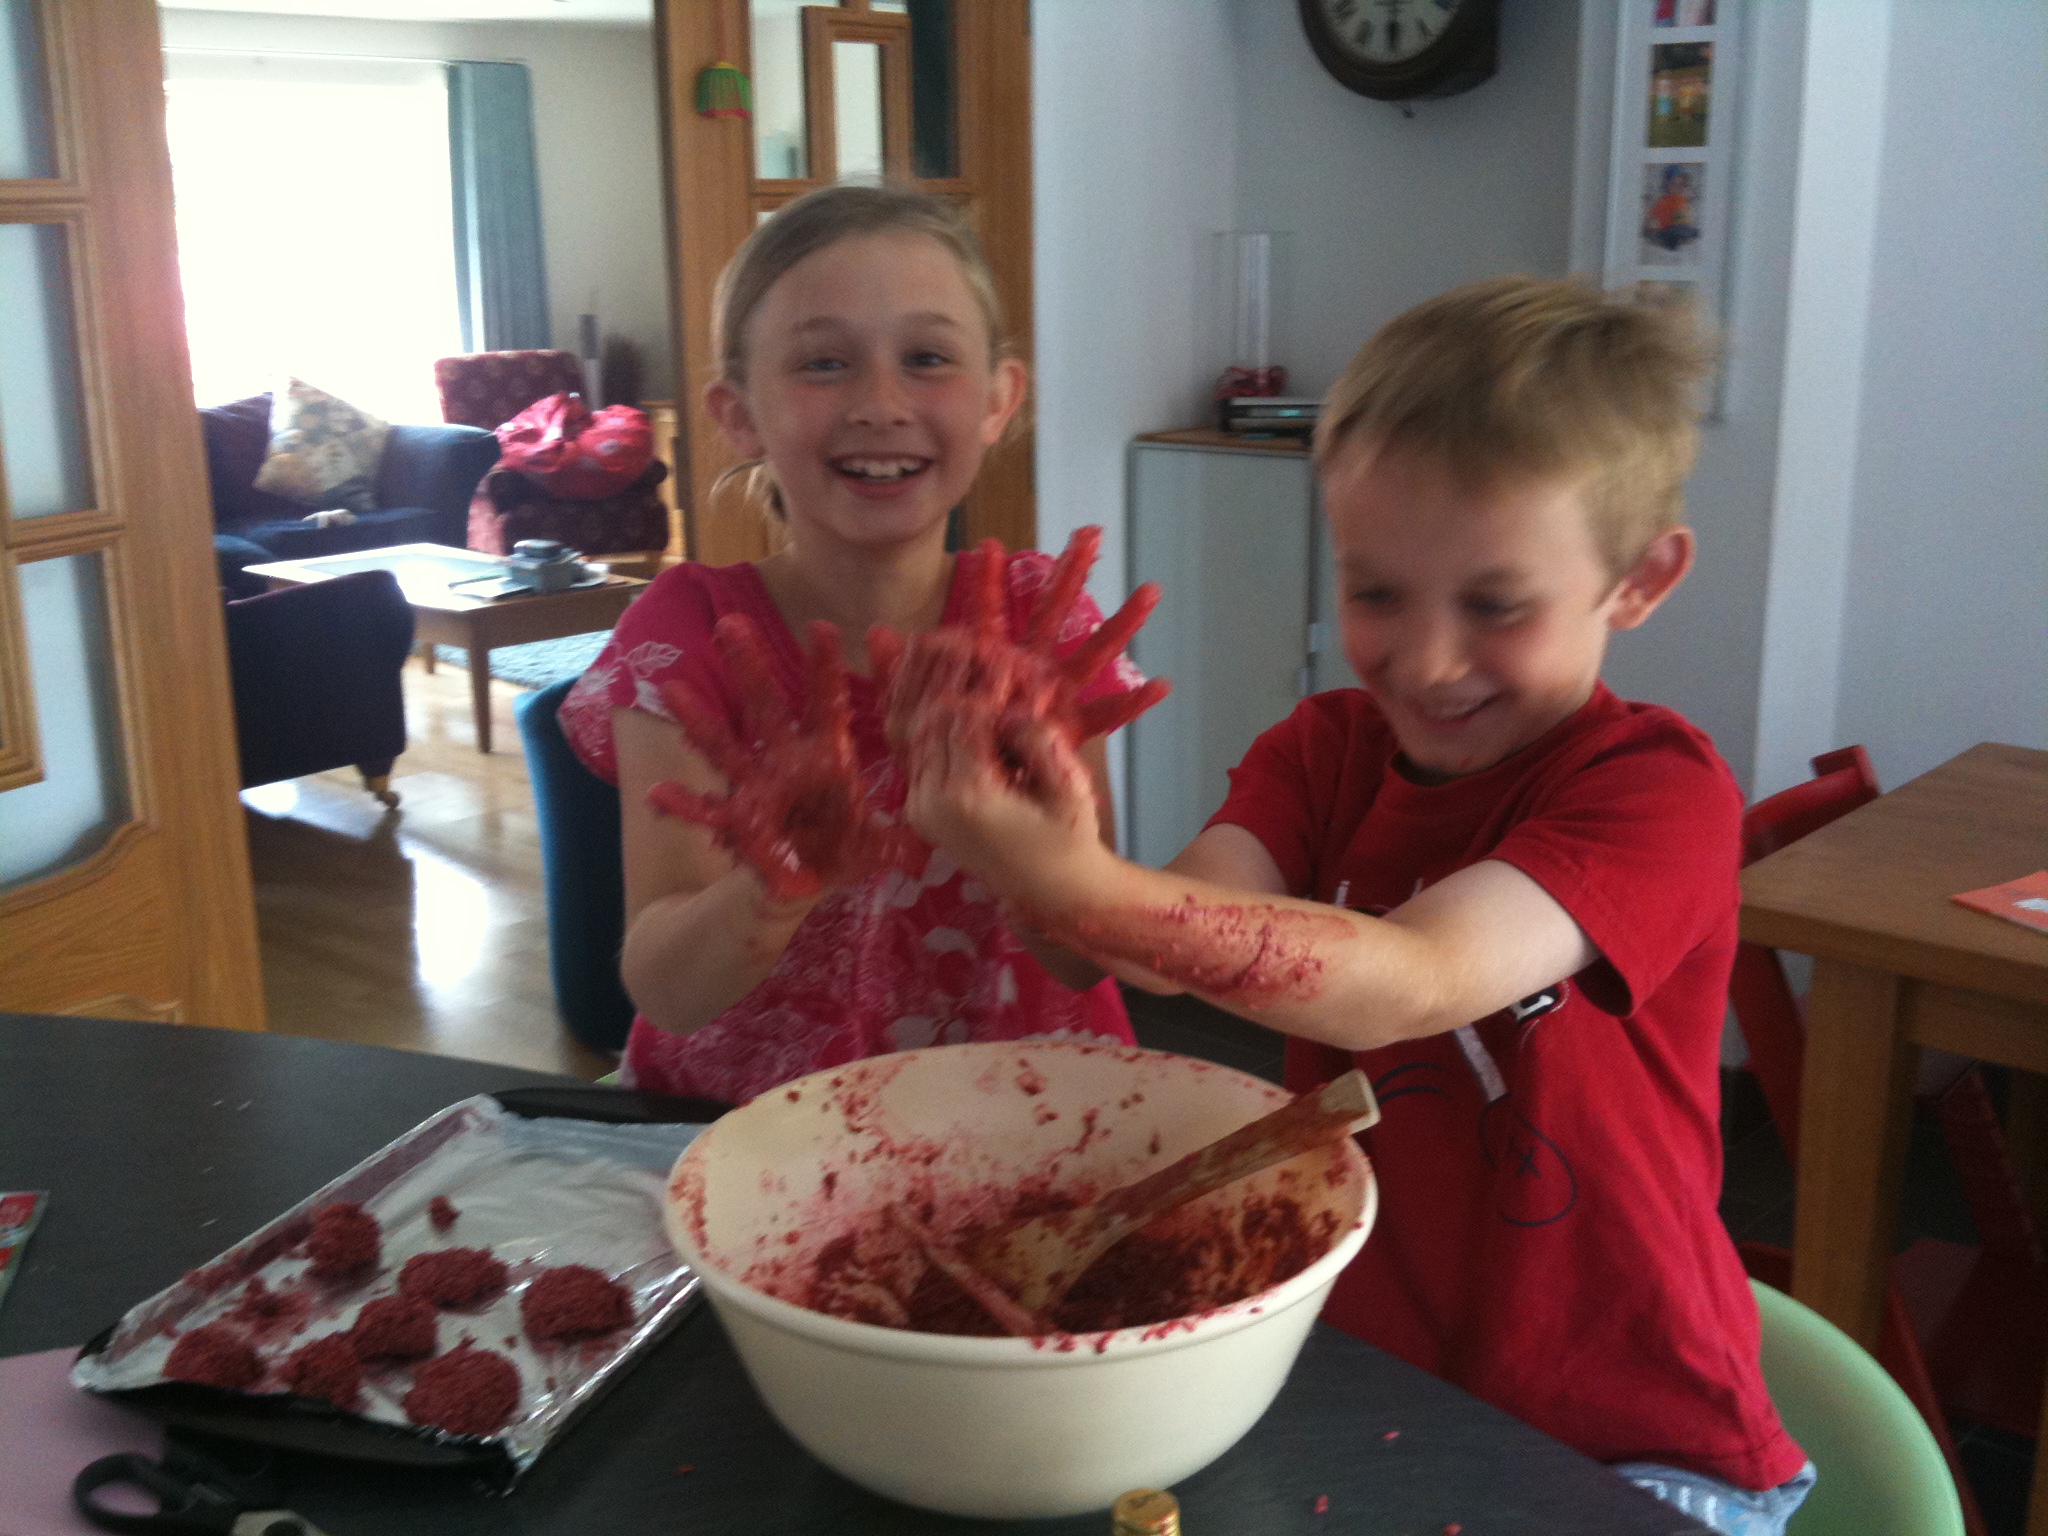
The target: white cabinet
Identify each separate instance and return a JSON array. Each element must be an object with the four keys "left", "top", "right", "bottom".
[{"left": 1125, "top": 434, "right": 1358, "bottom": 867}]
